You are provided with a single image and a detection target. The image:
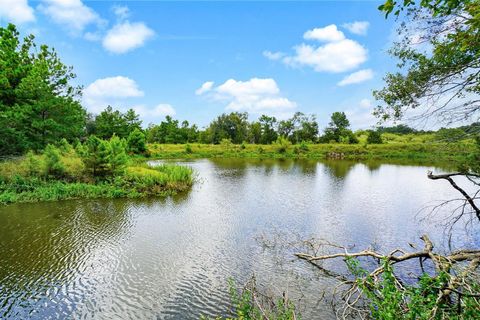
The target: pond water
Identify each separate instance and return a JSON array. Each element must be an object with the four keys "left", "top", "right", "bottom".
[{"left": 1, "top": 159, "right": 478, "bottom": 319}]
